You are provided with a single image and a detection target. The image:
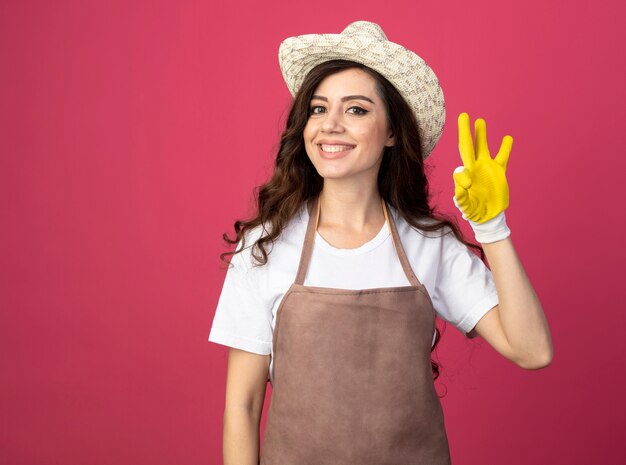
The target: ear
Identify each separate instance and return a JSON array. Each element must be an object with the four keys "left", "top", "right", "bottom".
[{"left": 385, "top": 131, "right": 395, "bottom": 147}]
